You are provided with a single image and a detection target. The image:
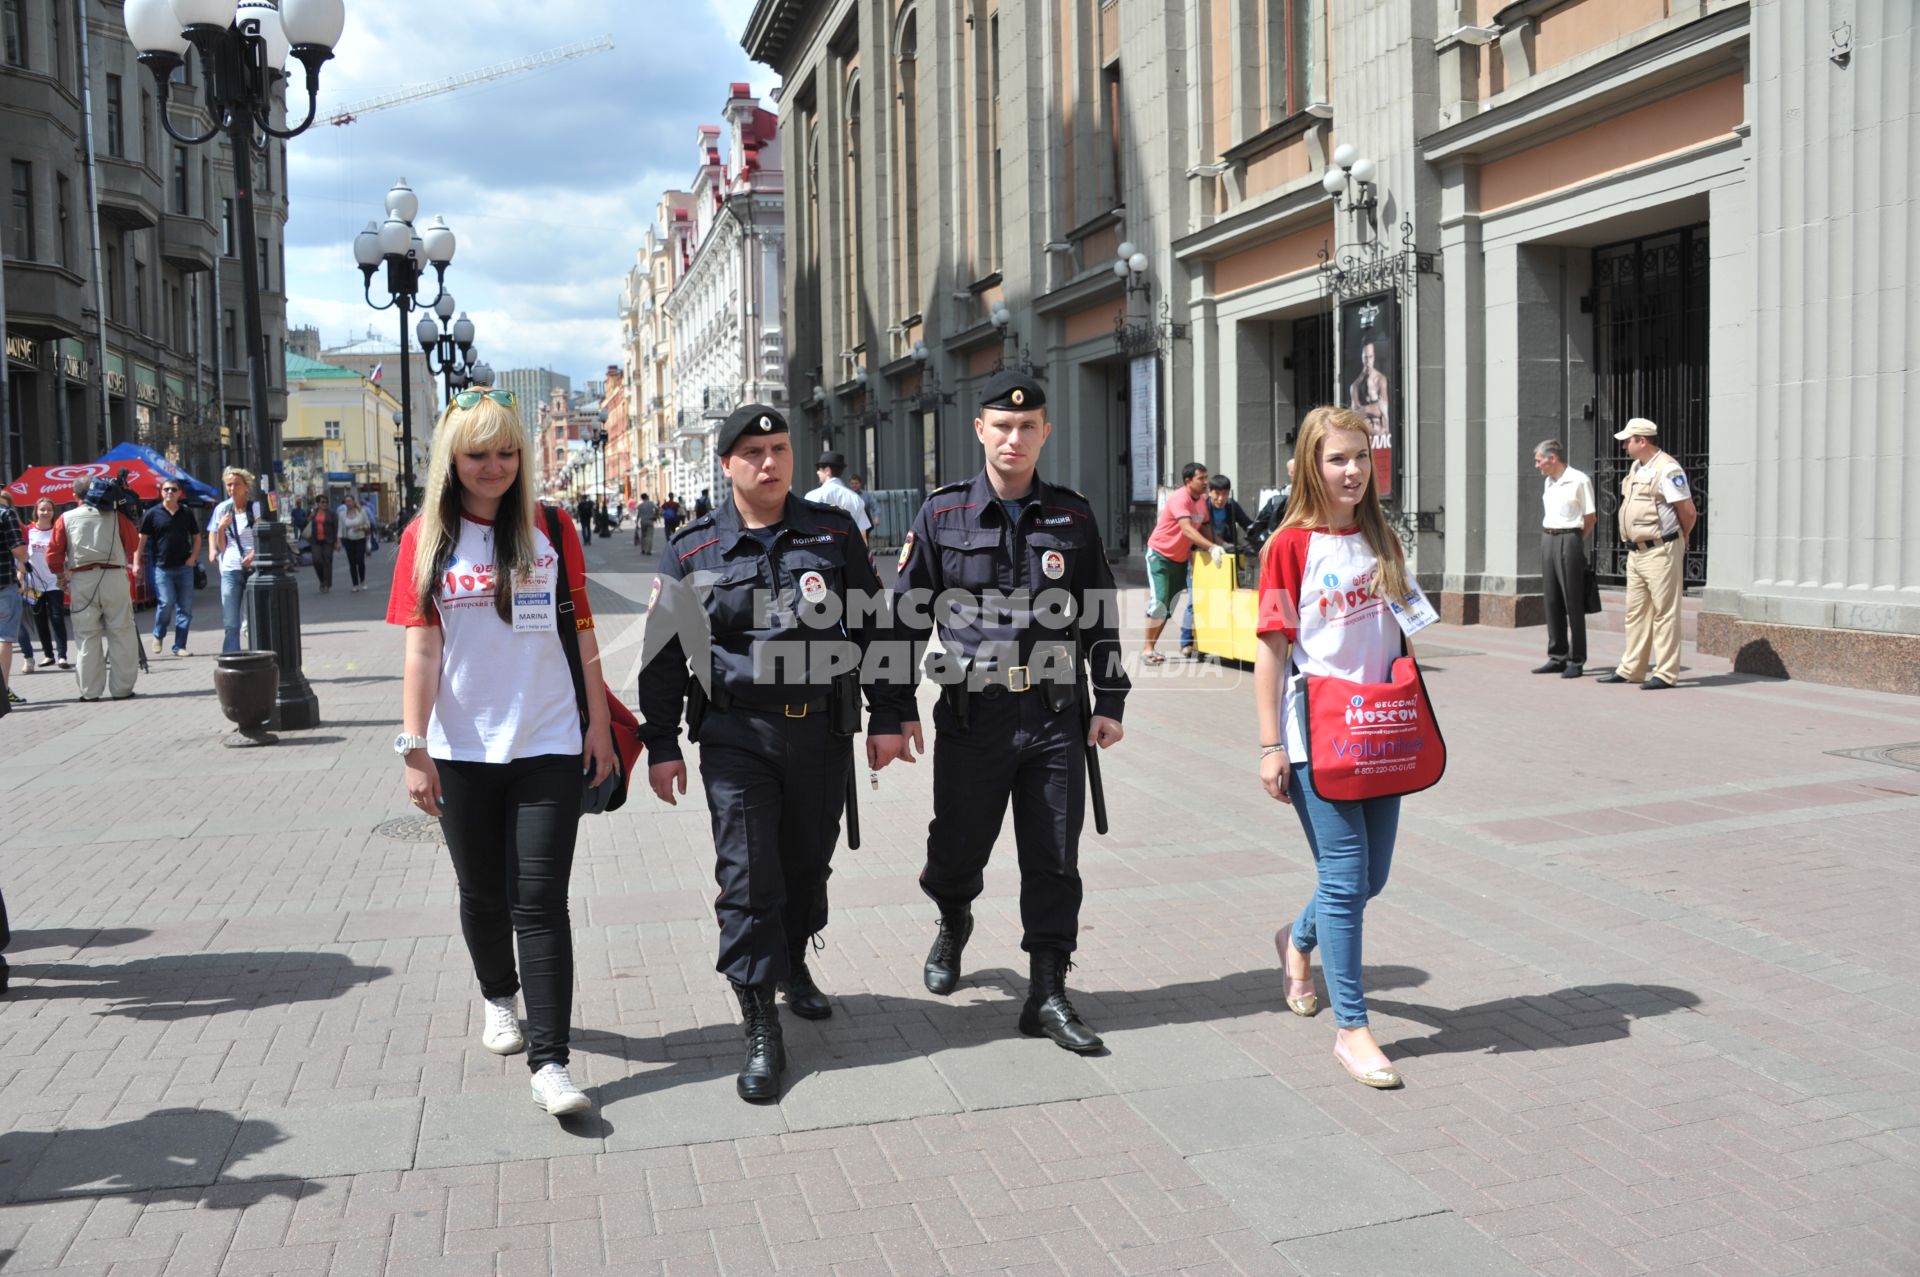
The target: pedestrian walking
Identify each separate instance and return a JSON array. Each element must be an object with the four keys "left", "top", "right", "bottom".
[
  {"left": 1253, "top": 406, "right": 1423, "bottom": 1090},
  {"left": 0, "top": 495, "right": 27, "bottom": 704},
  {"left": 574, "top": 494, "right": 594, "bottom": 546},
  {"left": 692, "top": 487, "right": 711, "bottom": 519},
  {"left": 50, "top": 478, "right": 141, "bottom": 701},
  {"left": 638, "top": 405, "right": 916, "bottom": 1102},
  {"left": 308, "top": 500, "right": 336, "bottom": 592},
  {"left": 802, "top": 451, "right": 872, "bottom": 537},
  {"left": 895, "top": 370, "right": 1130, "bottom": 1052},
  {"left": 848, "top": 474, "right": 877, "bottom": 529},
  {"left": 209, "top": 468, "right": 259, "bottom": 653},
  {"left": 1532, "top": 440, "right": 1596, "bottom": 678},
  {"left": 387, "top": 387, "right": 612, "bottom": 1120},
  {"left": 339, "top": 492, "right": 373, "bottom": 592},
  {"left": 660, "top": 493, "right": 682, "bottom": 542},
  {"left": 1598, "top": 418, "right": 1695, "bottom": 690},
  {"left": 21, "top": 499, "right": 71, "bottom": 672},
  {"left": 134, "top": 481, "right": 203, "bottom": 657},
  {"left": 1179, "top": 474, "right": 1257, "bottom": 654},
  {"left": 1141, "top": 462, "right": 1219, "bottom": 664},
  {"left": 633, "top": 492, "right": 657, "bottom": 552}
]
